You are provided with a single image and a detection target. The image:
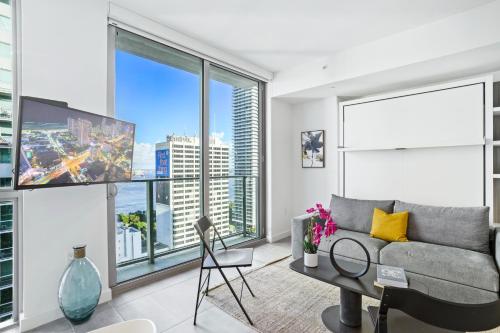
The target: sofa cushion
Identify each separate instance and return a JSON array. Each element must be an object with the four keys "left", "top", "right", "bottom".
[
  {"left": 380, "top": 241, "right": 499, "bottom": 292},
  {"left": 394, "top": 200, "right": 490, "bottom": 253},
  {"left": 405, "top": 271, "right": 499, "bottom": 304},
  {"left": 330, "top": 194, "right": 395, "bottom": 234},
  {"left": 318, "top": 228, "right": 388, "bottom": 263}
]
